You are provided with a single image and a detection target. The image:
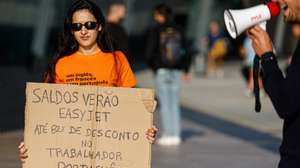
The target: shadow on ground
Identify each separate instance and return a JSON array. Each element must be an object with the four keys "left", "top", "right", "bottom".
[{"left": 181, "top": 106, "right": 281, "bottom": 154}]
